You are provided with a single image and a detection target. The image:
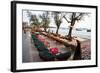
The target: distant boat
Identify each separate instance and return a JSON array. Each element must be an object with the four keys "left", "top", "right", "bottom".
[
  {"left": 87, "top": 29, "right": 91, "bottom": 32},
  {"left": 76, "top": 28, "right": 82, "bottom": 31}
]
